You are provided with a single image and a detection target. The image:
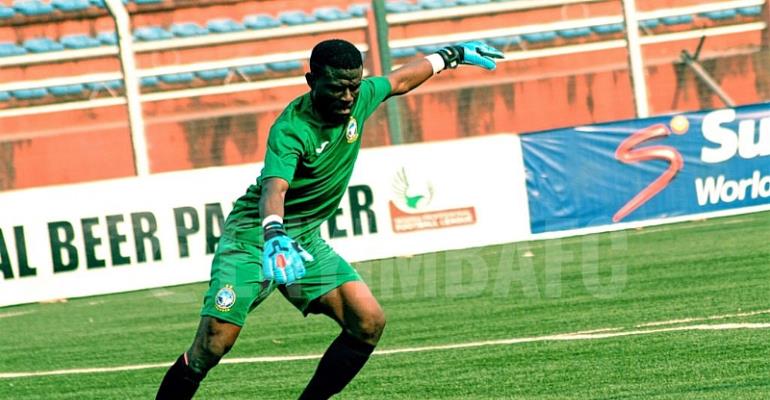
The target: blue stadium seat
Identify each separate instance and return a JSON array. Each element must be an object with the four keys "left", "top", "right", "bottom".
[
  {"left": 206, "top": 18, "right": 245, "bottom": 33},
  {"left": 49, "top": 83, "right": 85, "bottom": 97},
  {"left": 0, "top": 42, "right": 27, "bottom": 57},
  {"left": 267, "top": 60, "right": 302, "bottom": 72},
  {"left": 85, "top": 80, "right": 123, "bottom": 91},
  {"left": 556, "top": 27, "right": 592, "bottom": 39},
  {"left": 660, "top": 15, "right": 694, "bottom": 25},
  {"left": 699, "top": 9, "right": 737, "bottom": 21},
  {"left": 278, "top": 10, "right": 316, "bottom": 26},
  {"left": 97, "top": 31, "right": 118, "bottom": 45},
  {"left": 390, "top": 46, "right": 418, "bottom": 58},
  {"left": 488, "top": 35, "right": 521, "bottom": 48},
  {"left": 314, "top": 6, "right": 351, "bottom": 21},
  {"left": 416, "top": 43, "right": 446, "bottom": 54},
  {"left": 133, "top": 0, "right": 163, "bottom": 4},
  {"left": 348, "top": 3, "right": 369, "bottom": 17},
  {"left": 0, "top": 5, "right": 15, "bottom": 18},
  {"left": 23, "top": 38, "right": 65, "bottom": 53},
  {"left": 418, "top": 0, "right": 457, "bottom": 10},
  {"left": 11, "top": 88, "right": 48, "bottom": 100},
  {"left": 134, "top": 26, "right": 173, "bottom": 41},
  {"left": 522, "top": 31, "right": 558, "bottom": 43},
  {"left": 385, "top": 1, "right": 420, "bottom": 13},
  {"left": 13, "top": 0, "right": 54, "bottom": 16},
  {"left": 52, "top": 0, "right": 90, "bottom": 12},
  {"left": 195, "top": 68, "right": 230, "bottom": 81},
  {"left": 140, "top": 76, "right": 159, "bottom": 87},
  {"left": 158, "top": 73, "right": 195, "bottom": 84},
  {"left": 737, "top": 6, "right": 762, "bottom": 16},
  {"left": 60, "top": 34, "right": 101, "bottom": 49},
  {"left": 0, "top": 91, "right": 11, "bottom": 102},
  {"left": 243, "top": 13, "right": 281, "bottom": 29},
  {"left": 237, "top": 64, "right": 267, "bottom": 76},
  {"left": 591, "top": 23, "right": 624, "bottom": 34},
  {"left": 89, "top": 0, "right": 127, "bottom": 8},
  {"left": 170, "top": 22, "right": 209, "bottom": 38},
  {"left": 639, "top": 18, "right": 660, "bottom": 29}
]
